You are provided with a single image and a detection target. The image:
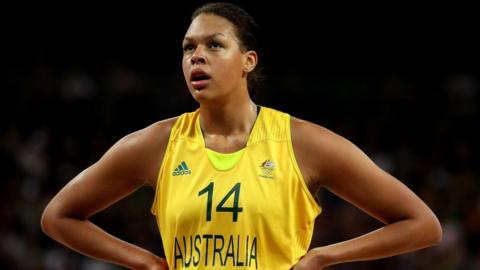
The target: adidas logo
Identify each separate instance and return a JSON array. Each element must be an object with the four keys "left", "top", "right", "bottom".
[{"left": 172, "top": 161, "right": 192, "bottom": 176}]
